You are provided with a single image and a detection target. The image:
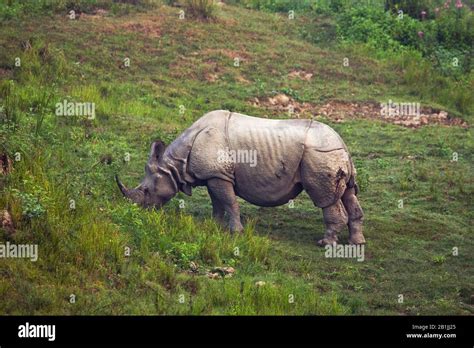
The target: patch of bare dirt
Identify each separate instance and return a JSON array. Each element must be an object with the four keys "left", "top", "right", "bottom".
[
  {"left": 173, "top": 48, "right": 250, "bottom": 83},
  {"left": 194, "top": 48, "right": 250, "bottom": 61},
  {"left": 204, "top": 70, "right": 250, "bottom": 84},
  {"left": 251, "top": 94, "right": 315, "bottom": 117},
  {"left": 76, "top": 8, "right": 109, "bottom": 20},
  {"left": 251, "top": 95, "right": 468, "bottom": 128},
  {"left": 235, "top": 74, "right": 251, "bottom": 84},
  {"left": 119, "top": 20, "right": 162, "bottom": 38},
  {"left": 80, "top": 11, "right": 164, "bottom": 37},
  {"left": 205, "top": 73, "right": 219, "bottom": 82},
  {"left": 288, "top": 70, "right": 313, "bottom": 81}
]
